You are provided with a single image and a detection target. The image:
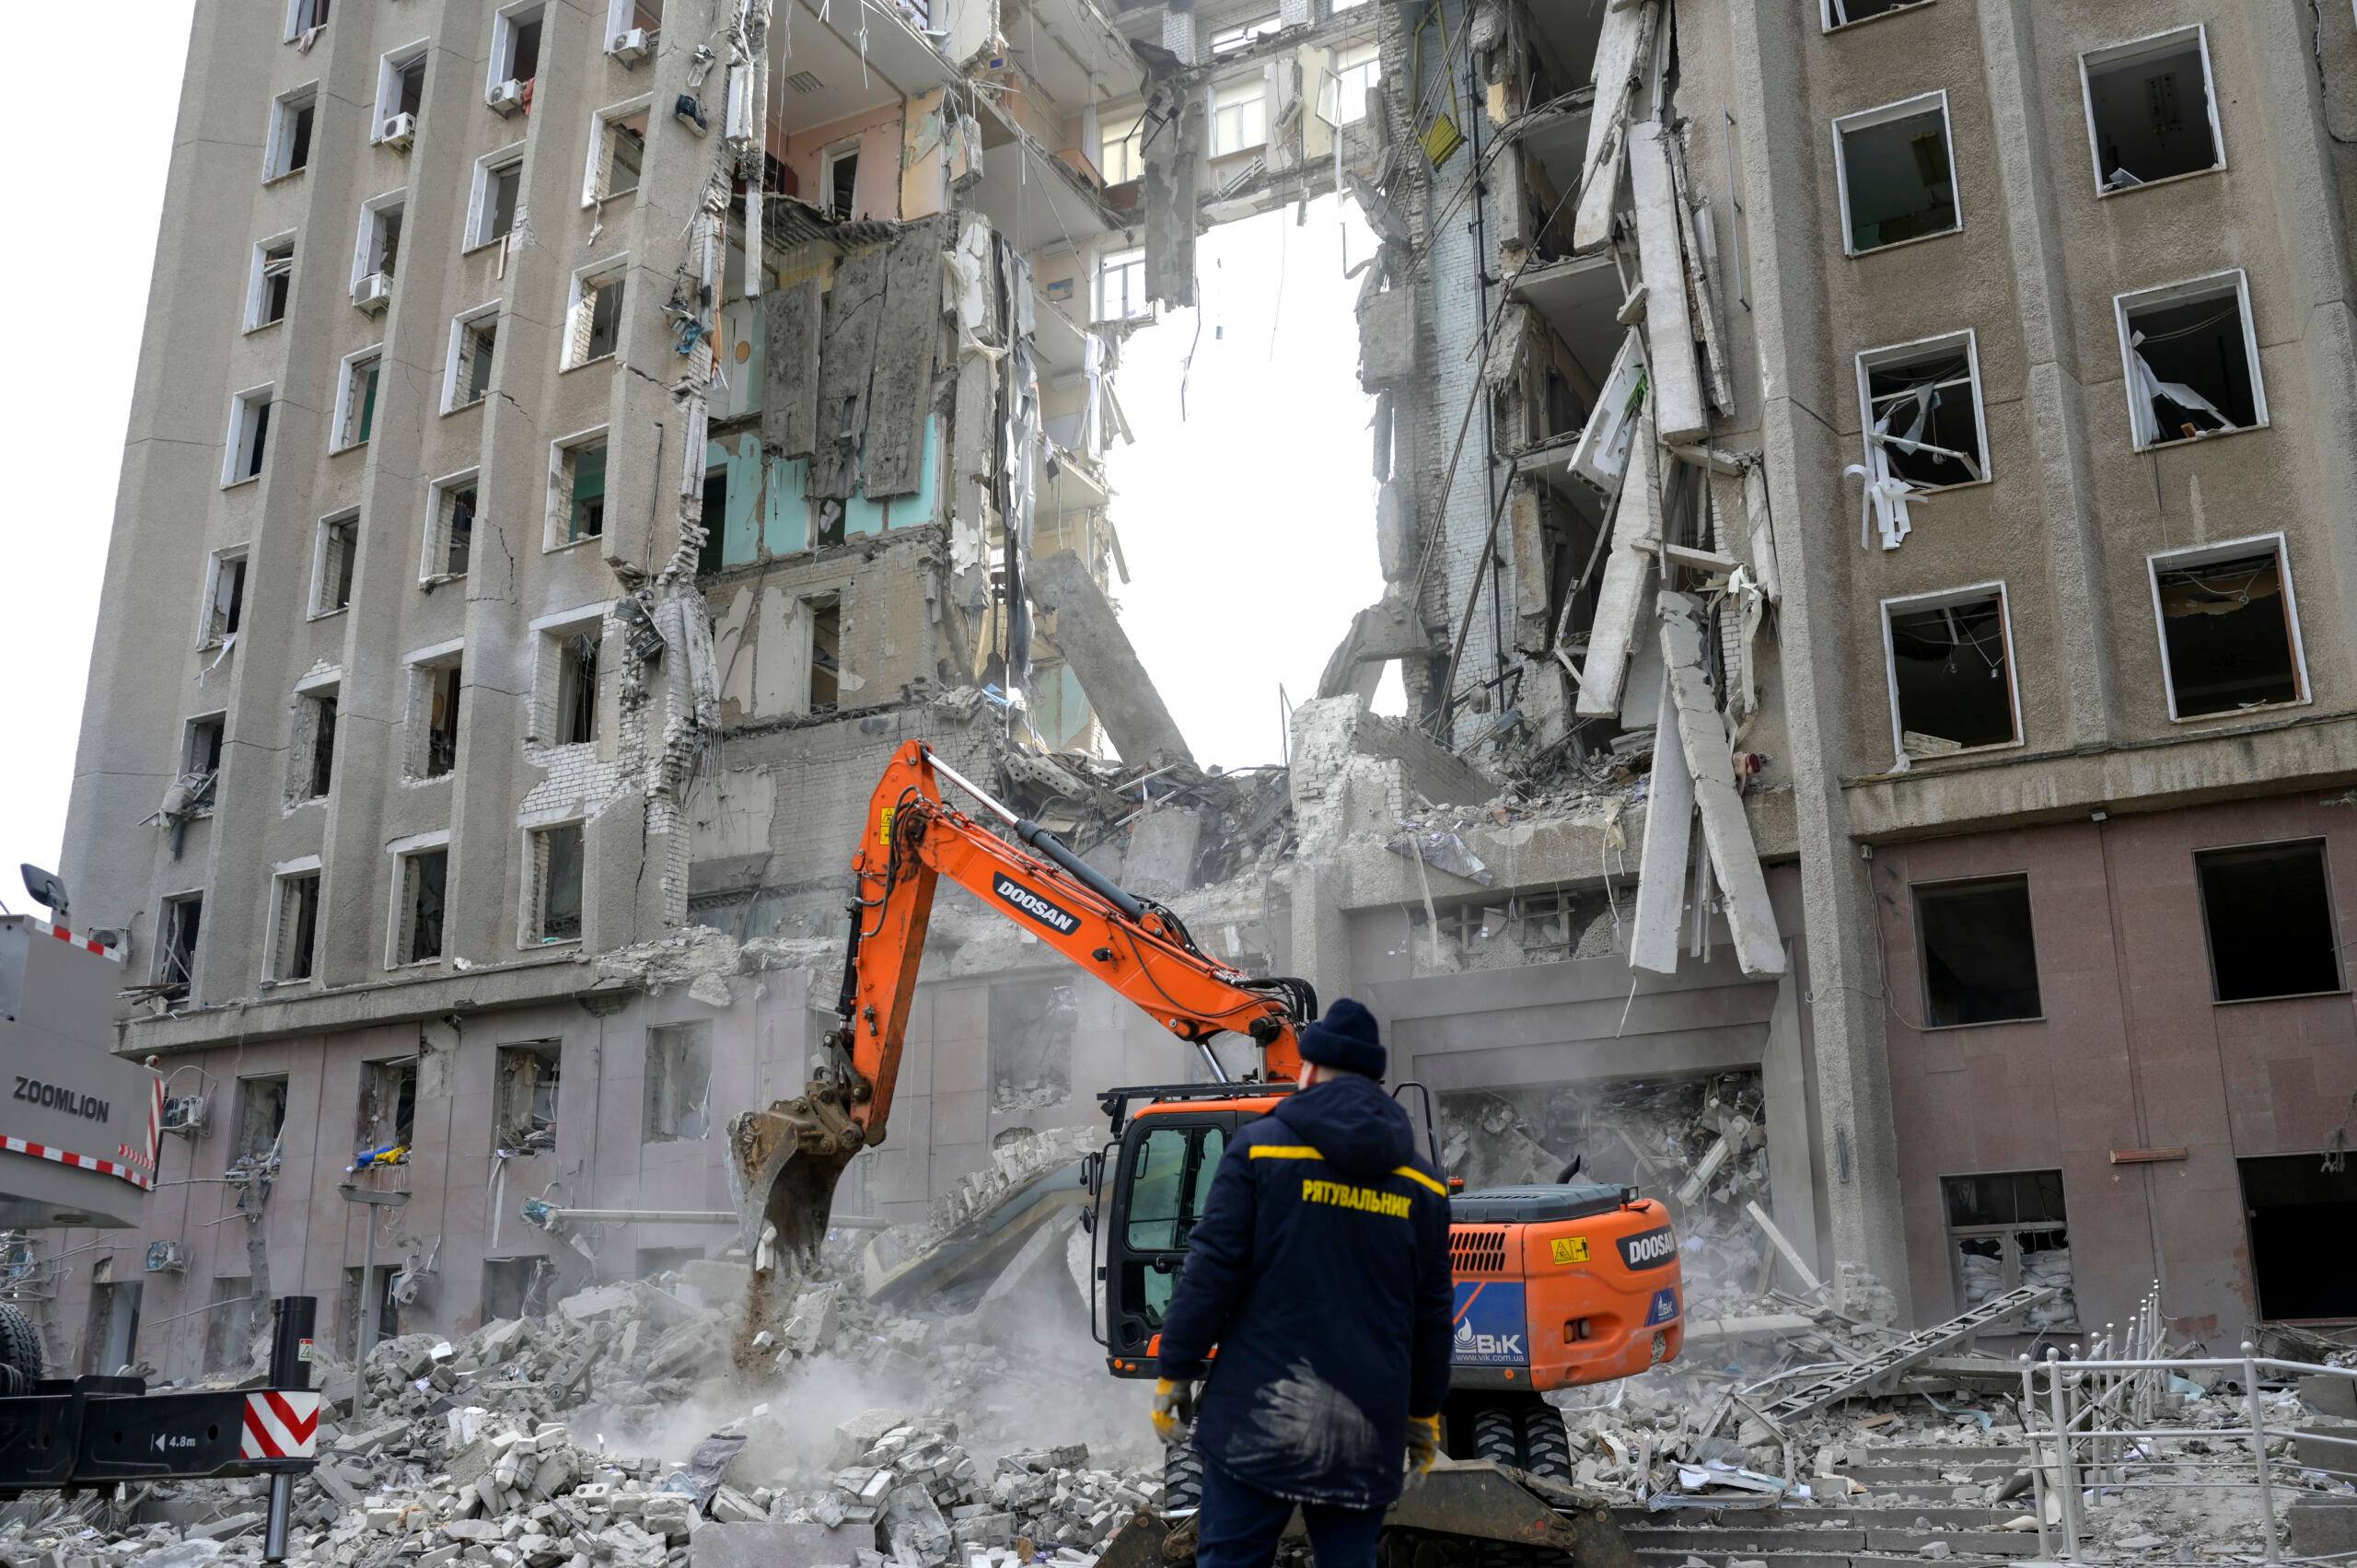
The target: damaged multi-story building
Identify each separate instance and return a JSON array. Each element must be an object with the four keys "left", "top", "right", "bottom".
[{"left": 31, "top": 0, "right": 2357, "bottom": 1379}]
